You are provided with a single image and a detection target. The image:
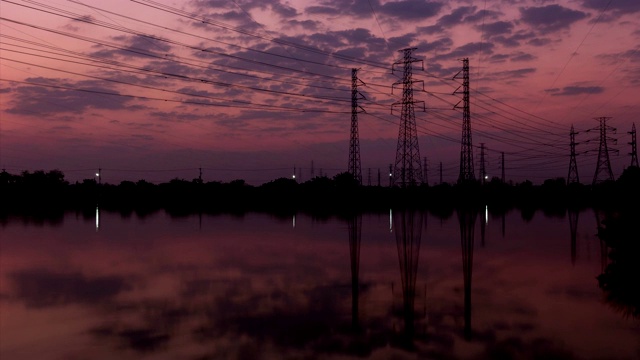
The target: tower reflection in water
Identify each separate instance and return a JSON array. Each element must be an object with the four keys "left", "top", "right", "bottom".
[
  {"left": 457, "top": 207, "right": 477, "bottom": 341},
  {"left": 347, "top": 214, "right": 362, "bottom": 330},
  {"left": 392, "top": 209, "right": 423, "bottom": 342}
]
